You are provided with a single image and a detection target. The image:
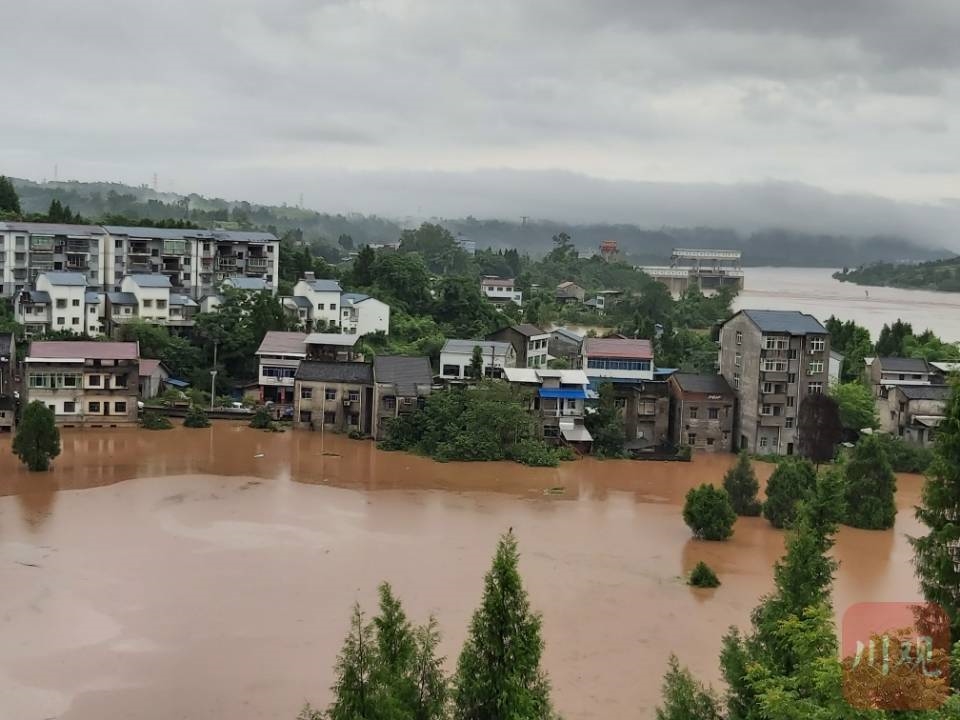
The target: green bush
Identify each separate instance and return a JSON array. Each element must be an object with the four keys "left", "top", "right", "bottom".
[
  {"left": 183, "top": 406, "right": 211, "bottom": 428},
  {"left": 763, "top": 456, "right": 817, "bottom": 529},
  {"left": 249, "top": 408, "right": 273, "bottom": 430},
  {"left": 141, "top": 411, "right": 173, "bottom": 430},
  {"left": 872, "top": 433, "right": 934, "bottom": 473},
  {"left": 557, "top": 446, "right": 578, "bottom": 461},
  {"left": 723, "top": 451, "right": 762, "bottom": 516},
  {"left": 688, "top": 561, "right": 721, "bottom": 588},
  {"left": 508, "top": 439, "right": 561, "bottom": 467},
  {"left": 676, "top": 445, "right": 692, "bottom": 461},
  {"left": 12, "top": 401, "right": 61, "bottom": 472},
  {"left": 348, "top": 429, "right": 364, "bottom": 440},
  {"left": 683, "top": 484, "right": 736, "bottom": 541},
  {"left": 844, "top": 434, "right": 897, "bottom": 530}
]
